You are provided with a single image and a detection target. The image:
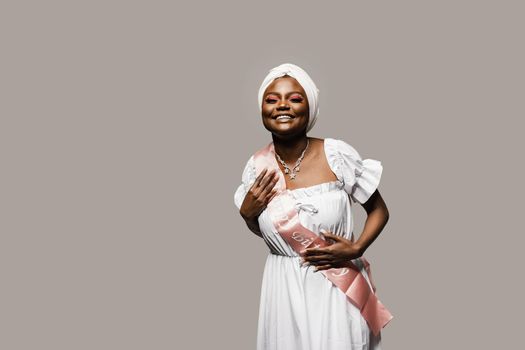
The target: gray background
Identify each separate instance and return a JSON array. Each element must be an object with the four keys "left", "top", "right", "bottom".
[{"left": 2, "top": 1, "right": 524, "bottom": 349}]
